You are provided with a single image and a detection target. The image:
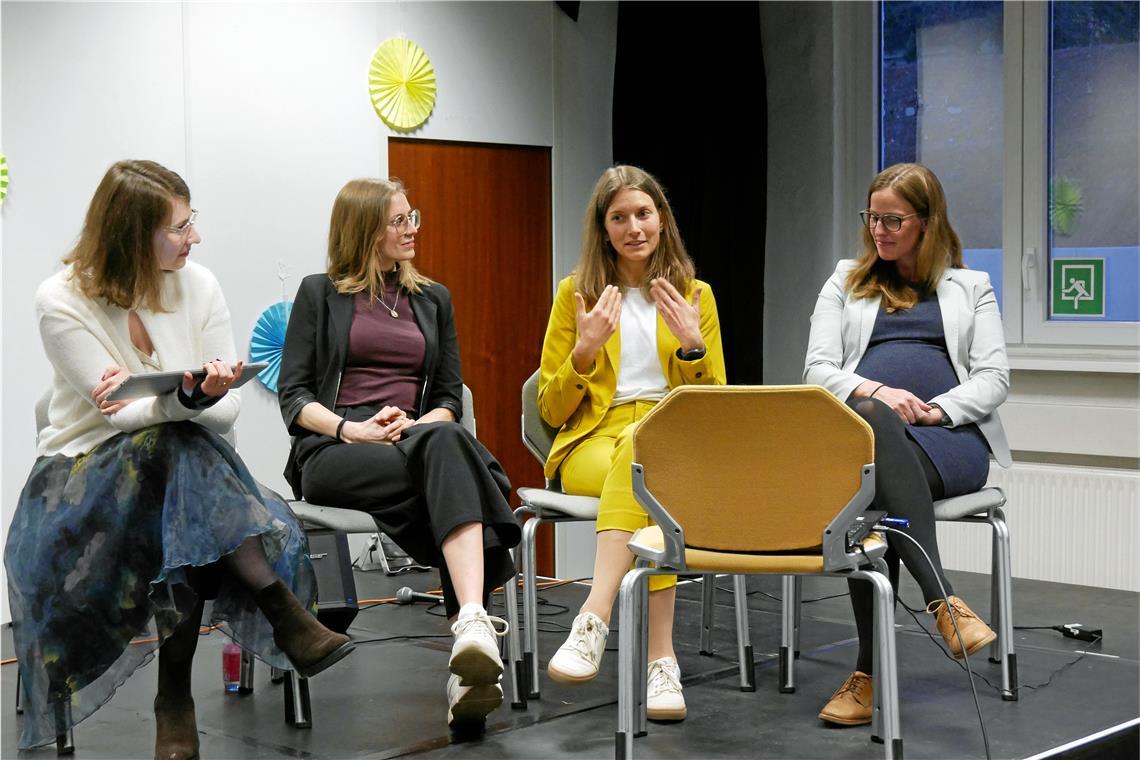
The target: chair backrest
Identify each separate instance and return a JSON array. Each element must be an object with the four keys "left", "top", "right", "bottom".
[
  {"left": 461, "top": 384, "right": 476, "bottom": 437},
  {"left": 632, "top": 385, "right": 874, "bottom": 555},
  {"left": 521, "top": 370, "right": 558, "bottom": 464}
]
